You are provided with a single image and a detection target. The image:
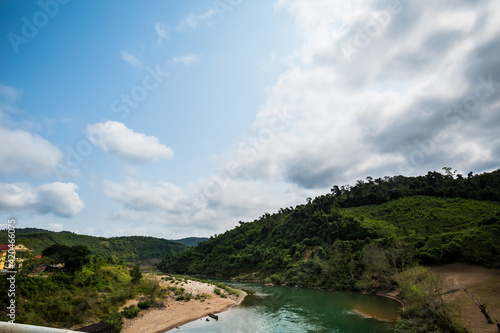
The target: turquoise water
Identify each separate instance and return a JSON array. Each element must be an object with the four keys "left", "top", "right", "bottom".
[{"left": 173, "top": 282, "right": 400, "bottom": 333}]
